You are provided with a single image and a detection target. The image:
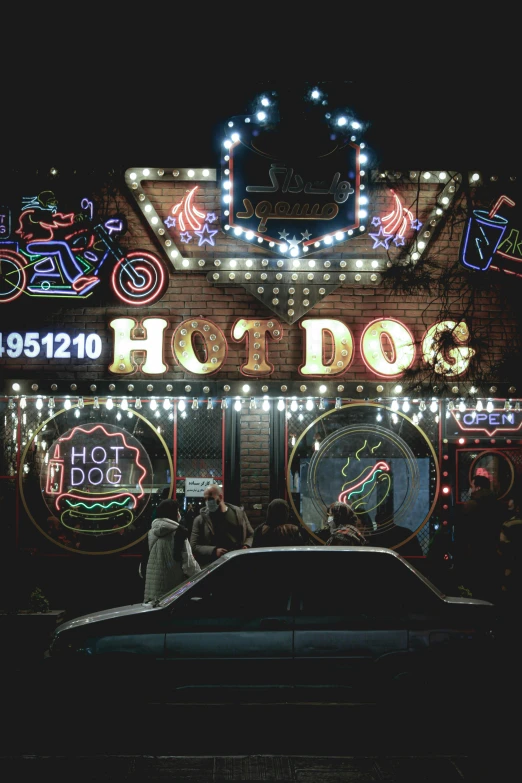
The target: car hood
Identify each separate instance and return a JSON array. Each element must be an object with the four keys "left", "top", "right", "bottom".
[
  {"left": 55, "top": 602, "right": 159, "bottom": 634},
  {"left": 443, "top": 596, "right": 494, "bottom": 607}
]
